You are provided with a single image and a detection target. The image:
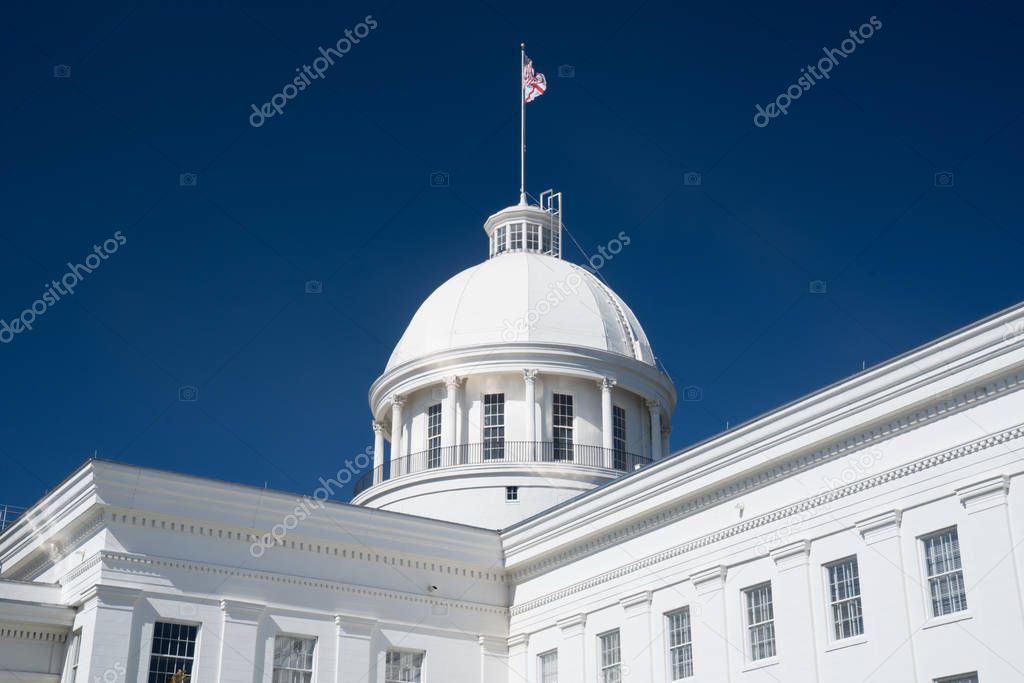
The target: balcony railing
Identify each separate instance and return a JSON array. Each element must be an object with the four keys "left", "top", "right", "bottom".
[
  {"left": 0, "top": 504, "right": 26, "bottom": 533},
  {"left": 353, "top": 440, "right": 650, "bottom": 496}
]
